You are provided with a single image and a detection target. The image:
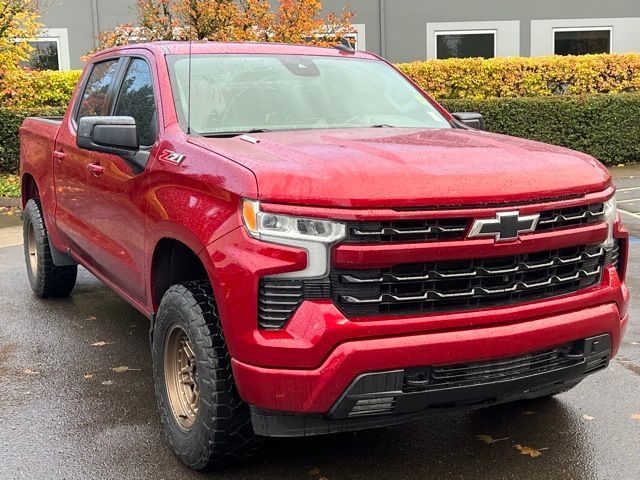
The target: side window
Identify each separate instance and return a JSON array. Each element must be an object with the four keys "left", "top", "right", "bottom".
[
  {"left": 114, "top": 58, "right": 158, "bottom": 147},
  {"left": 77, "top": 59, "right": 120, "bottom": 120}
]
